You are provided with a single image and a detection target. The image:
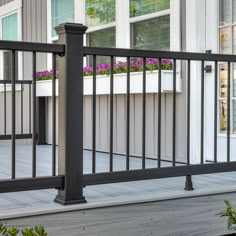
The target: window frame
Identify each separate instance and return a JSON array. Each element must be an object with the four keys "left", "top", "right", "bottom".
[
  {"left": 218, "top": 0, "right": 236, "bottom": 135},
  {"left": 0, "top": 0, "right": 22, "bottom": 81}
]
